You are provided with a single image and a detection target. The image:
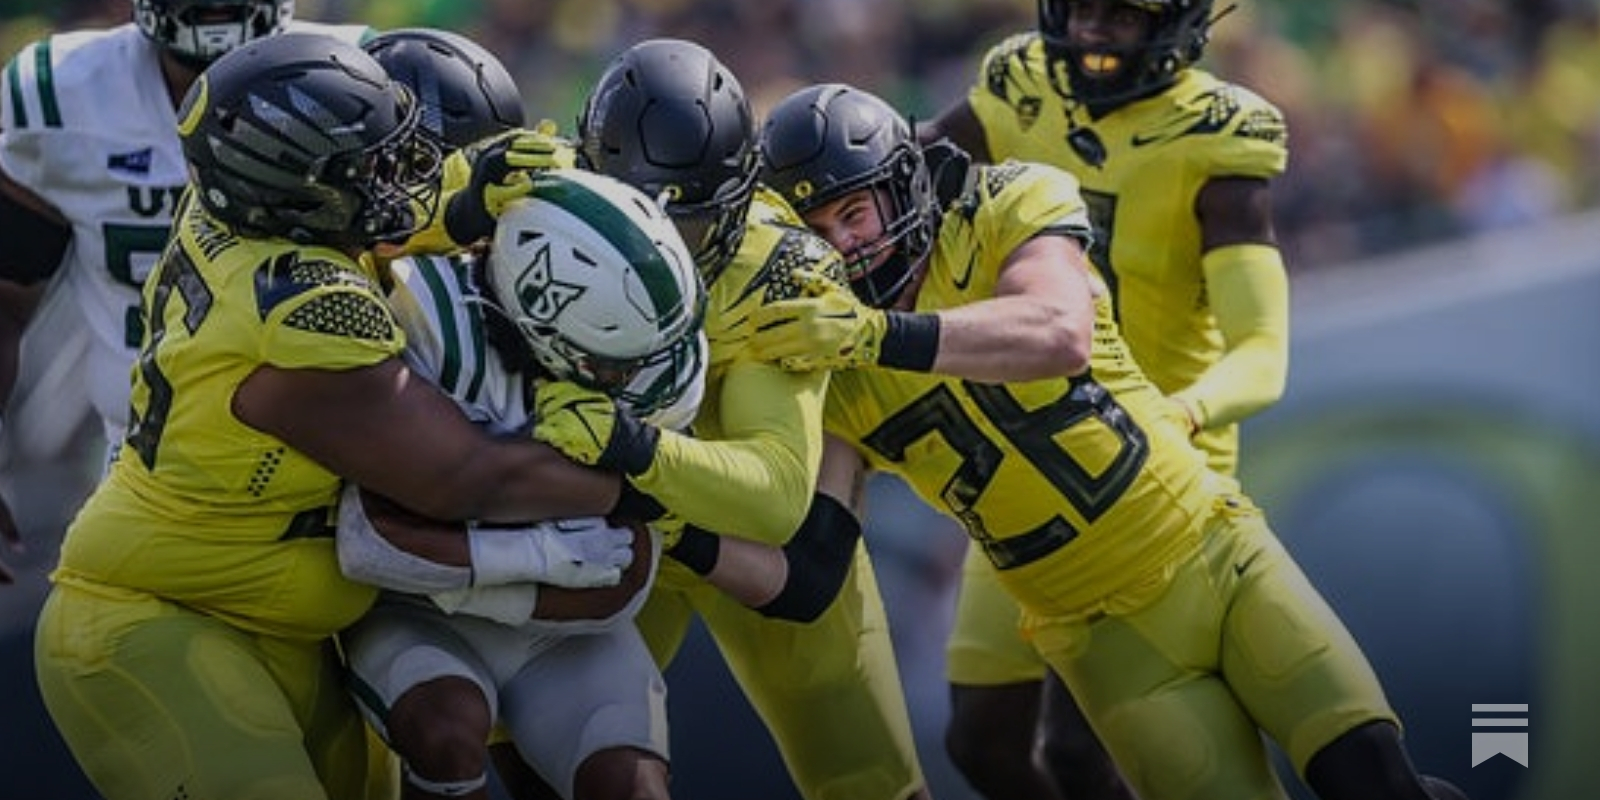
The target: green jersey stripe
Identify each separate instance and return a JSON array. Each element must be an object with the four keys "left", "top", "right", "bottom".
[
  {"left": 414, "top": 255, "right": 467, "bottom": 394},
  {"left": 34, "top": 39, "right": 61, "bottom": 128},
  {"left": 4, "top": 52, "right": 25, "bottom": 129}
]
